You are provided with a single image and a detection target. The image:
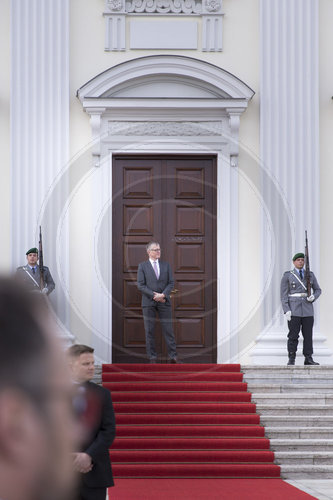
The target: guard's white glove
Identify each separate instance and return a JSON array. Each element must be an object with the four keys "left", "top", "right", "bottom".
[
  {"left": 284, "top": 311, "right": 292, "bottom": 322},
  {"left": 42, "top": 287, "right": 48, "bottom": 295},
  {"left": 307, "top": 294, "right": 315, "bottom": 302}
]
